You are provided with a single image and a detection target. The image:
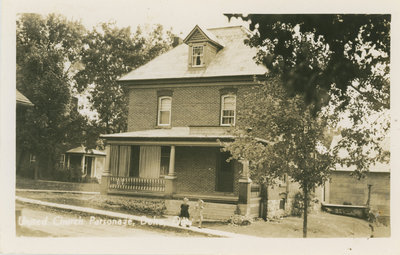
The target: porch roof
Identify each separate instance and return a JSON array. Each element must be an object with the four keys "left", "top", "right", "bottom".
[
  {"left": 100, "top": 127, "right": 234, "bottom": 141},
  {"left": 66, "top": 146, "right": 106, "bottom": 156}
]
